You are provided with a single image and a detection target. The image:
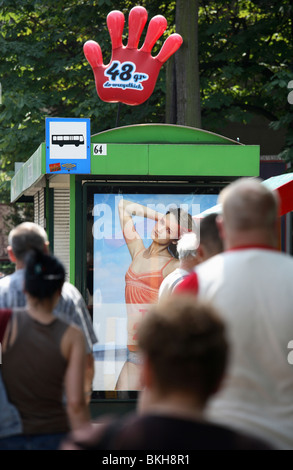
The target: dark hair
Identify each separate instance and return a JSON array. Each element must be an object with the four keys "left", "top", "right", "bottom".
[
  {"left": 166, "top": 208, "right": 198, "bottom": 259},
  {"left": 200, "top": 213, "right": 223, "bottom": 256},
  {"left": 24, "top": 250, "right": 65, "bottom": 300},
  {"left": 138, "top": 295, "right": 229, "bottom": 404}
]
